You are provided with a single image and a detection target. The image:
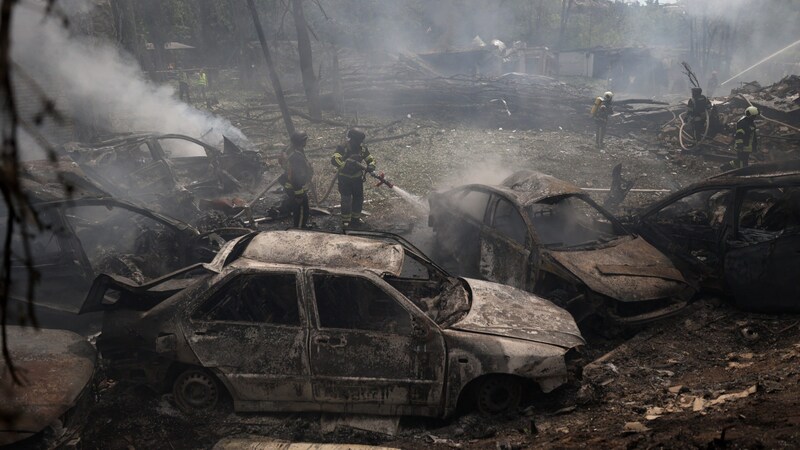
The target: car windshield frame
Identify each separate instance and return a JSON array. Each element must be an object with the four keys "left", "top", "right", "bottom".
[{"left": 526, "top": 193, "right": 630, "bottom": 249}]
